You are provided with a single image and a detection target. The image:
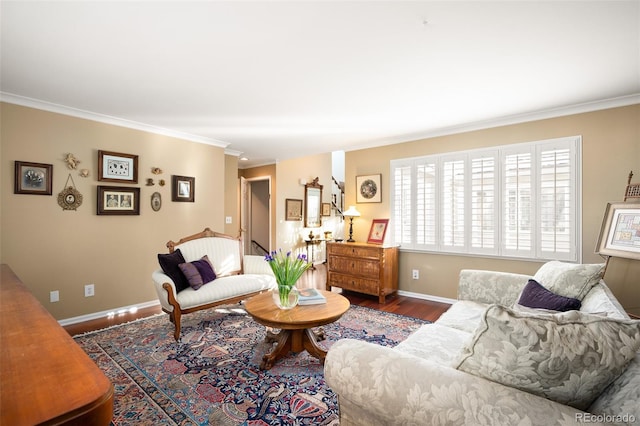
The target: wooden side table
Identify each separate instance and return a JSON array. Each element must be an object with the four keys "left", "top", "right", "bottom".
[{"left": 245, "top": 290, "right": 350, "bottom": 369}]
